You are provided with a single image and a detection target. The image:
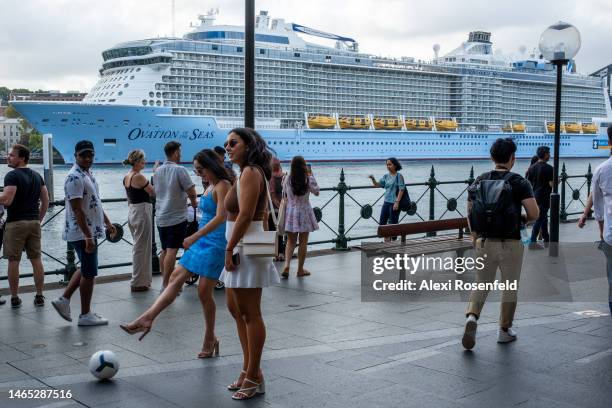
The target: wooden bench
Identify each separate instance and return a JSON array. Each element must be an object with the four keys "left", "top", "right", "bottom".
[{"left": 365, "top": 218, "right": 473, "bottom": 279}]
